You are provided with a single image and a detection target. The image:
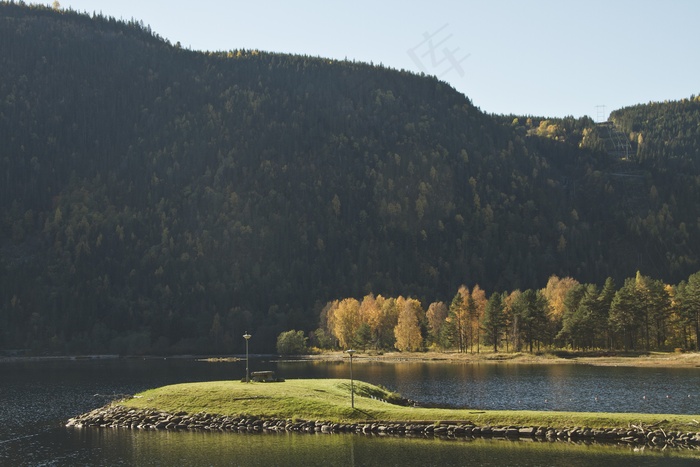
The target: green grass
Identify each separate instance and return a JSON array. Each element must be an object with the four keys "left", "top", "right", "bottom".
[{"left": 121, "top": 379, "right": 700, "bottom": 432}]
